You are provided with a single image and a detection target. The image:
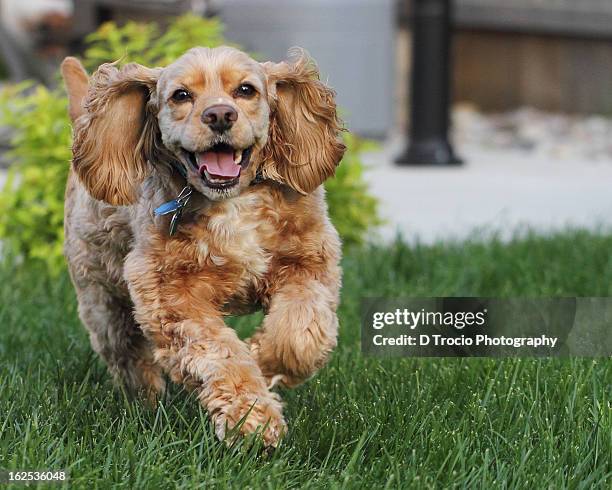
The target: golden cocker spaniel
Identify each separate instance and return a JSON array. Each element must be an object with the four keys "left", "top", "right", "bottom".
[{"left": 61, "top": 46, "right": 345, "bottom": 447}]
